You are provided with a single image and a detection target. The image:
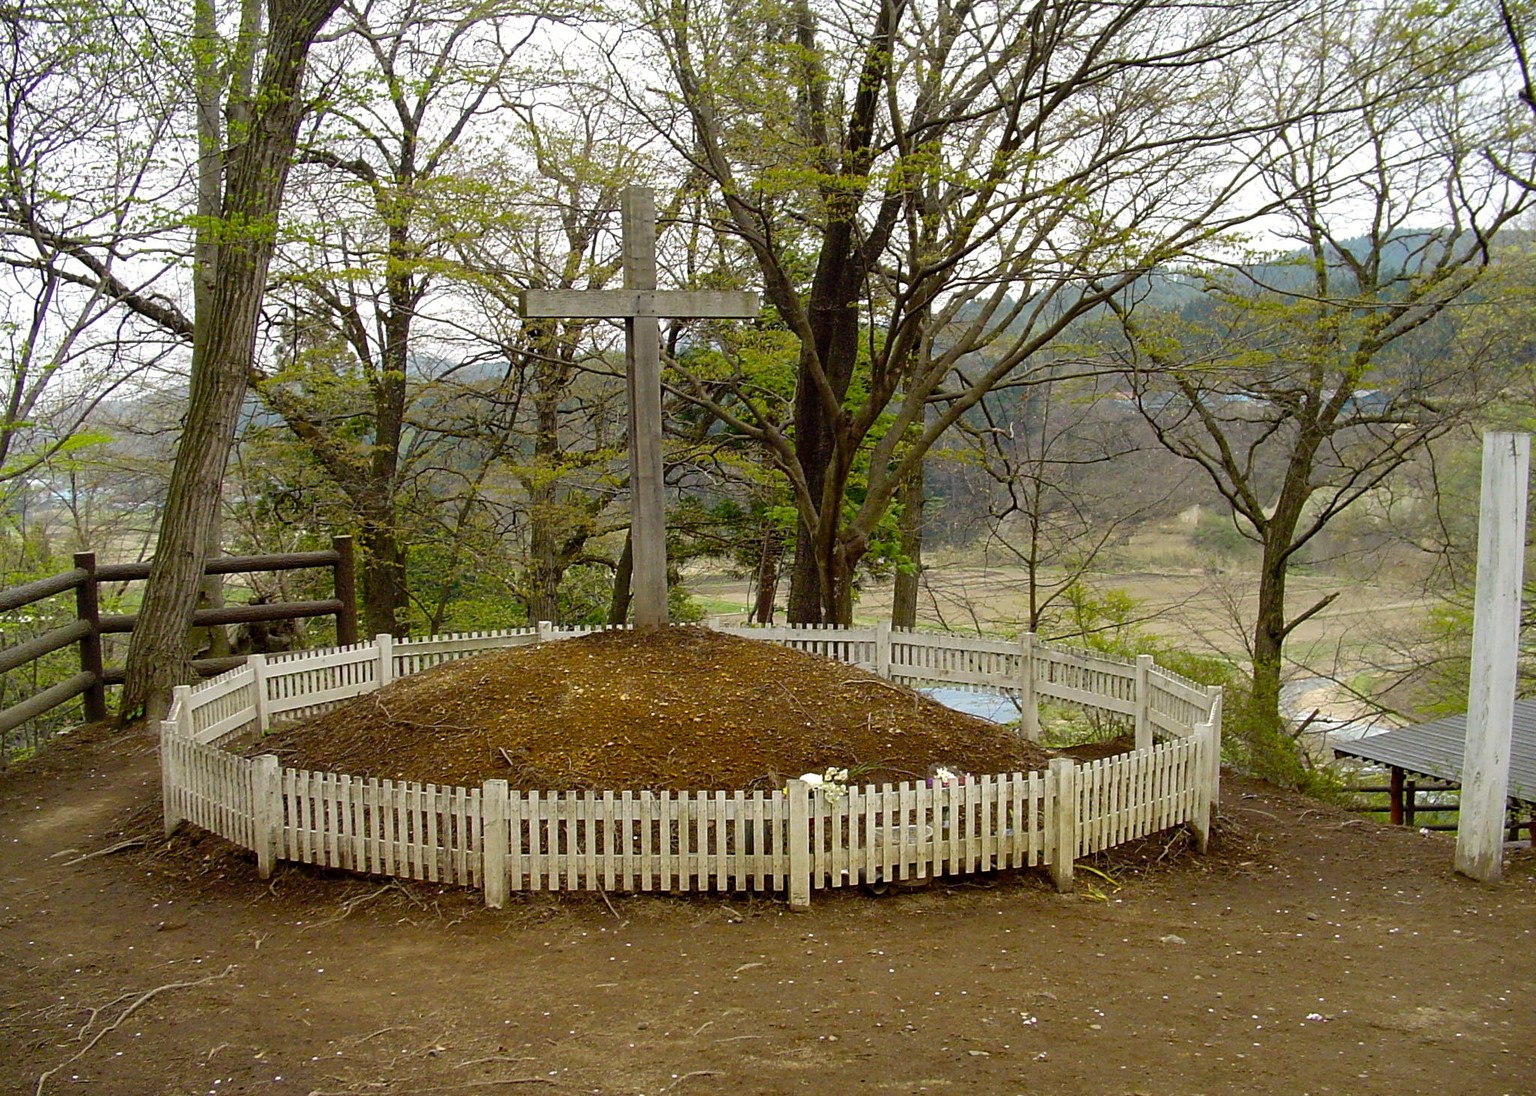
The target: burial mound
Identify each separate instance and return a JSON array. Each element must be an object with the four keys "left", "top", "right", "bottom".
[{"left": 251, "top": 627, "right": 1052, "bottom": 790}]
